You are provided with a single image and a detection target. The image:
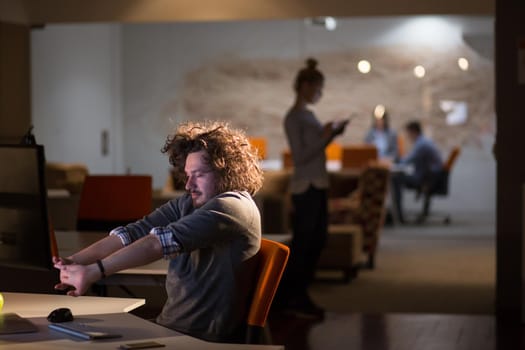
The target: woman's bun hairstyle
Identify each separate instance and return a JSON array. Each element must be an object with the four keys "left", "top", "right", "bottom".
[
  {"left": 294, "top": 57, "right": 324, "bottom": 92},
  {"left": 305, "top": 58, "right": 318, "bottom": 70}
]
